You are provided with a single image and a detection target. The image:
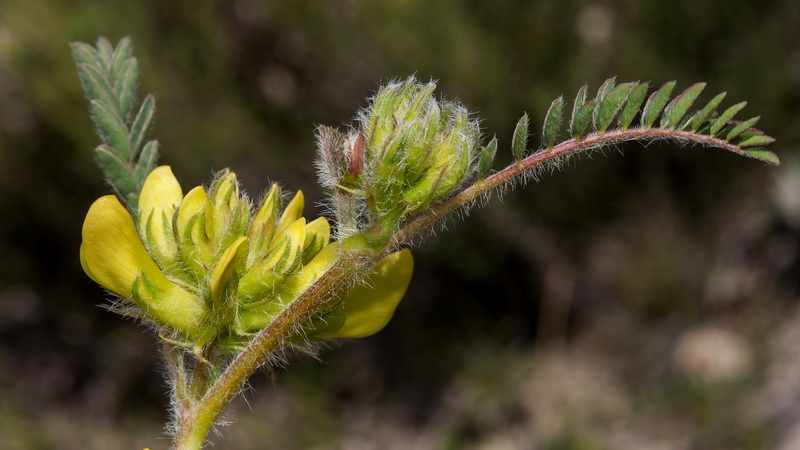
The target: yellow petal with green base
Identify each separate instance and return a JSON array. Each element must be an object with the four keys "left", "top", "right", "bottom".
[
  {"left": 327, "top": 249, "right": 413, "bottom": 338},
  {"left": 138, "top": 166, "right": 183, "bottom": 267},
  {"left": 209, "top": 236, "right": 248, "bottom": 305},
  {"left": 175, "top": 186, "right": 209, "bottom": 239},
  {"left": 303, "top": 217, "right": 331, "bottom": 263},
  {"left": 81, "top": 195, "right": 172, "bottom": 298}
]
